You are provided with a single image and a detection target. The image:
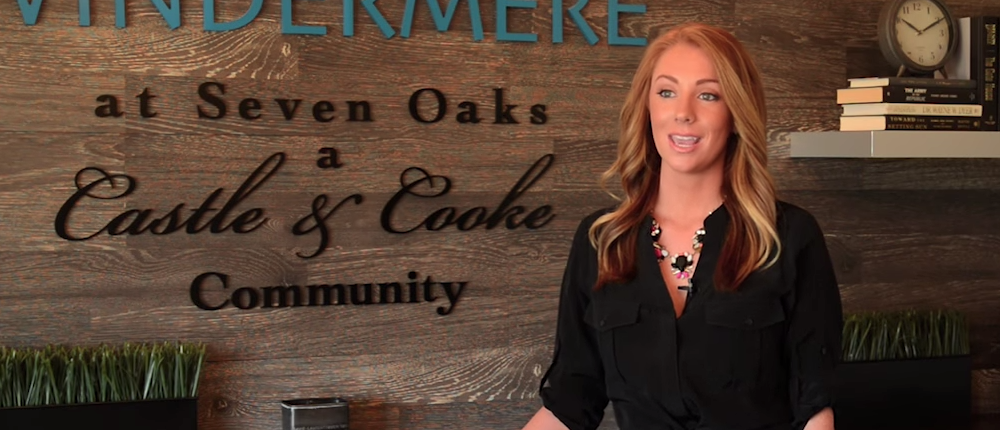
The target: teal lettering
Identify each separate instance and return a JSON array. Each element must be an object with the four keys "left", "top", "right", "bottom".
[
  {"left": 16, "top": 0, "right": 43, "bottom": 25},
  {"left": 151, "top": 0, "right": 181, "bottom": 29},
  {"left": 553, "top": 0, "right": 597, "bottom": 44},
  {"left": 343, "top": 0, "right": 354, "bottom": 35},
  {"left": 496, "top": 0, "right": 537, "bottom": 42},
  {"left": 401, "top": 0, "right": 484, "bottom": 41},
  {"left": 344, "top": 0, "right": 394, "bottom": 38},
  {"left": 608, "top": 0, "right": 646, "bottom": 46},
  {"left": 116, "top": 0, "right": 125, "bottom": 28},
  {"left": 282, "top": 0, "right": 327, "bottom": 35},
  {"left": 205, "top": 0, "right": 263, "bottom": 31},
  {"left": 79, "top": 0, "right": 90, "bottom": 26}
]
